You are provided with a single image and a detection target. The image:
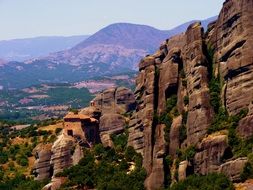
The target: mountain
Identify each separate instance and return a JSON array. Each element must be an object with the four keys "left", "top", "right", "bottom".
[
  {"left": 44, "top": 23, "right": 169, "bottom": 71},
  {"left": 165, "top": 15, "right": 218, "bottom": 36},
  {"left": 46, "top": 16, "right": 217, "bottom": 70},
  {"left": 0, "top": 35, "right": 89, "bottom": 61},
  {"left": 0, "top": 17, "right": 217, "bottom": 89},
  {"left": 0, "top": 58, "right": 7, "bottom": 66}
]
